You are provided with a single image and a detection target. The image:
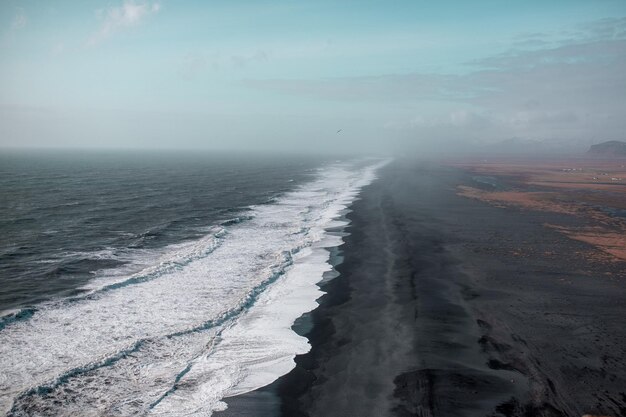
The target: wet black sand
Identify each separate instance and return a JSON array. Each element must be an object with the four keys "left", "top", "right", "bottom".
[{"left": 220, "top": 159, "right": 626, "bottom": 417}]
